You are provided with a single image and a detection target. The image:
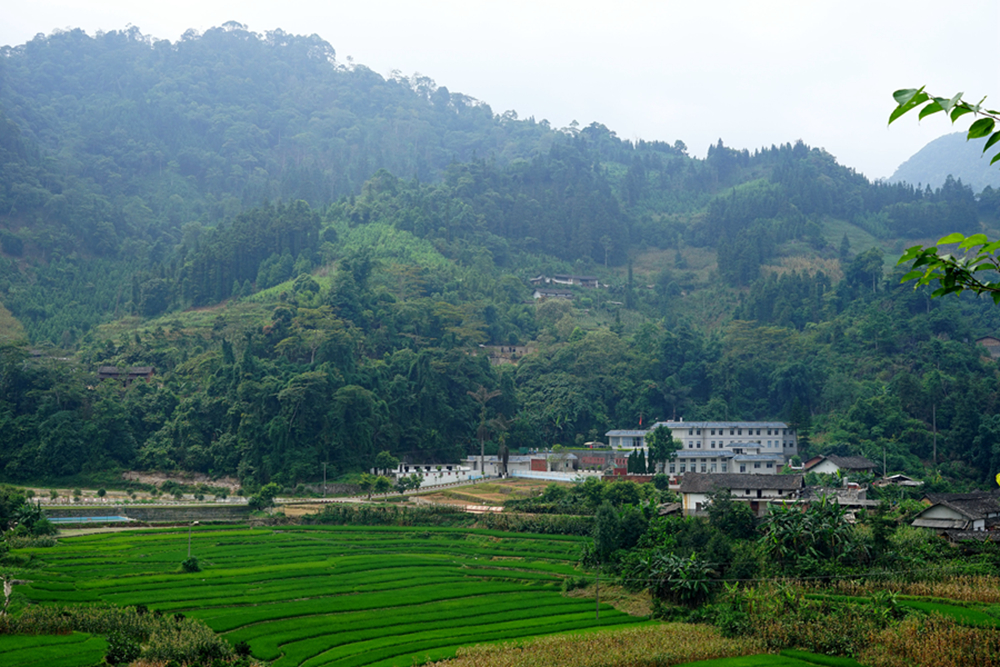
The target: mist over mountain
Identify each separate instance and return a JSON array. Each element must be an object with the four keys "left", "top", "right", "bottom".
[{"left": 889, "top": 131, "right": 1000, "bottom": 193}]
